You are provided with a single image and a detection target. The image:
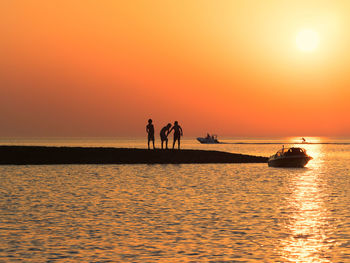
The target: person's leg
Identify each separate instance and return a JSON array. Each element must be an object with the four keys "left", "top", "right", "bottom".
[
  {"left": 178, "top": 137, "right": 181, "bottom": 149},
  {"left": 161, "top": 139, "right": 164, "bottom": 149},
  {"left": 152, "top": 138, "right": 155, "bottom": 149},
  {"left": 148, "top": 138, "right": 150, "bottom": 149},
  {"left": 174, "top": 136, "right": 179, "bottom": 149},
  {"left": 173, "top": 136, "right": 176, "bottom": 149},
  {"left": 165, "top": 138, "right": 168, "bottom": 149}
]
